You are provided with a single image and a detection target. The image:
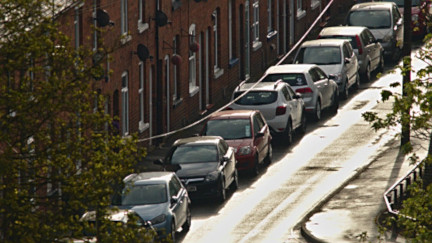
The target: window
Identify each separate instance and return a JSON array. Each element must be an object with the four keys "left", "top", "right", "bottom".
[
  {"left": 92, "top": 0, "right": 99, "bottom": 50},
  {"left": 173, "top": 36, "right": 181, "bottom": 102},
  {"left": 138, "top": 62, "right": 148, "bottom": 132},
  {"left": 74, "top": 6, "right": 83, "bottom": 50},
  {"left": 138, "top": 0, "right": 149, "bottom": 33},
  {"left": 252, "top": 1, "right": 260, "bottom": 42},
  {"left": 297, "top": 0, "right": 306, "bottom": 19},
  {"left": 121, "top": 0, "right": 128, "bottom": 35},
  {"left": 267, "top": 0, "right": 273, "bottom": 33},
  {"left": 213, "top": 9, "right": 220, "bottom": 72},
  {"left": 121, "top": 71, "right": 129, "bottom": 136},
  {"left": 228, "top": 0, "right": 237, "bottom": 61},
  {"left": 172, "top": 0, "right": 181, "bottom": 10},
  {"left": 189, "top": 24, "right": 198, "bottom": 95}
]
